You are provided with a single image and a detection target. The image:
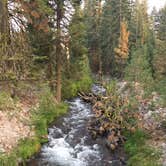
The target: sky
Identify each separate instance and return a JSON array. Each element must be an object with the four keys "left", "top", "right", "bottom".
[{"left": 148, "top": 0, "right": 166, "bottom": 13}]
